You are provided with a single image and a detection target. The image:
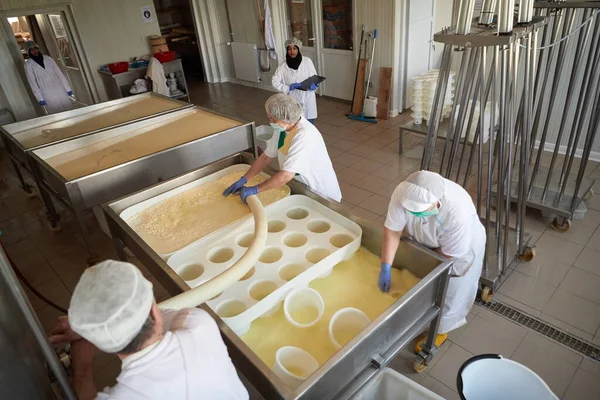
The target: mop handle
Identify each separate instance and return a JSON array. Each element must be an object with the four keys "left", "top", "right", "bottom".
[{"left": 363, "top": 29, "right": 378, "bottom": 108}]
